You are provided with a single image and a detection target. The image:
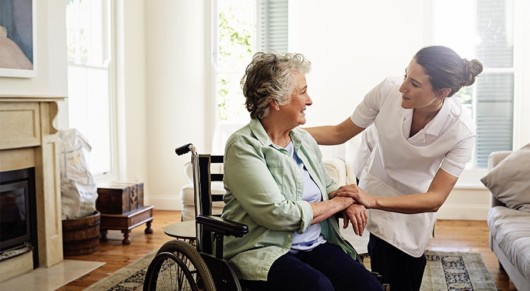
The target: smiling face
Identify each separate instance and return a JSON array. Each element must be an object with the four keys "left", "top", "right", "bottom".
[
  {"left": 281, "top": 70, "right": 312, "bottom": 127},
  {"left": 399, "top": 59, "right": 444, "bottom": 110}
]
